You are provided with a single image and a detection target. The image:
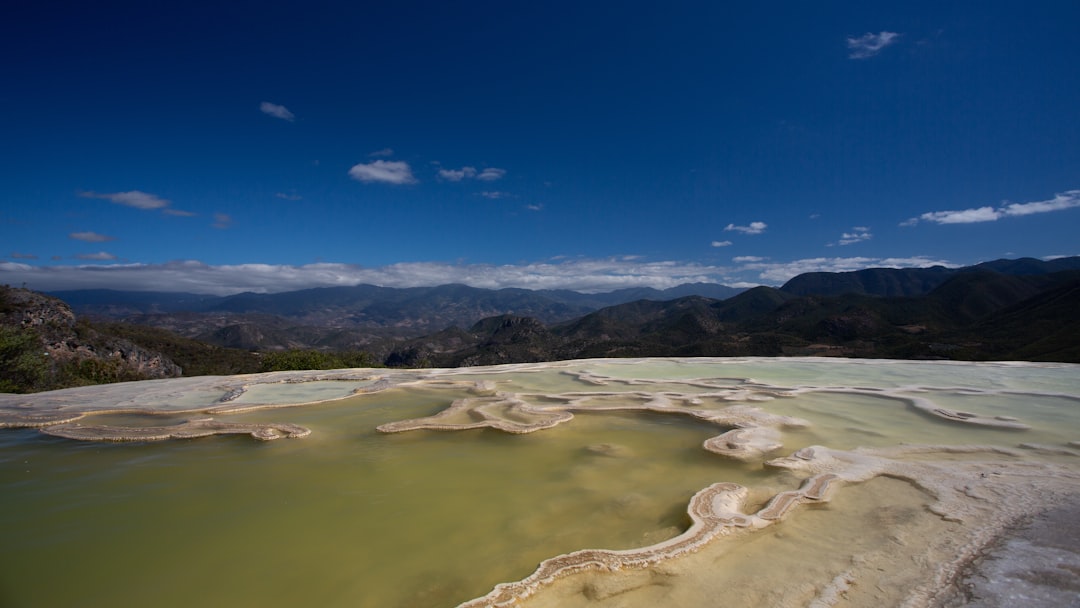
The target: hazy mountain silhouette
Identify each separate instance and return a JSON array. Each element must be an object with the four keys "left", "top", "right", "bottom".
[{"left": 43, "top": 256, "right": 1080, "bottom": 365}]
